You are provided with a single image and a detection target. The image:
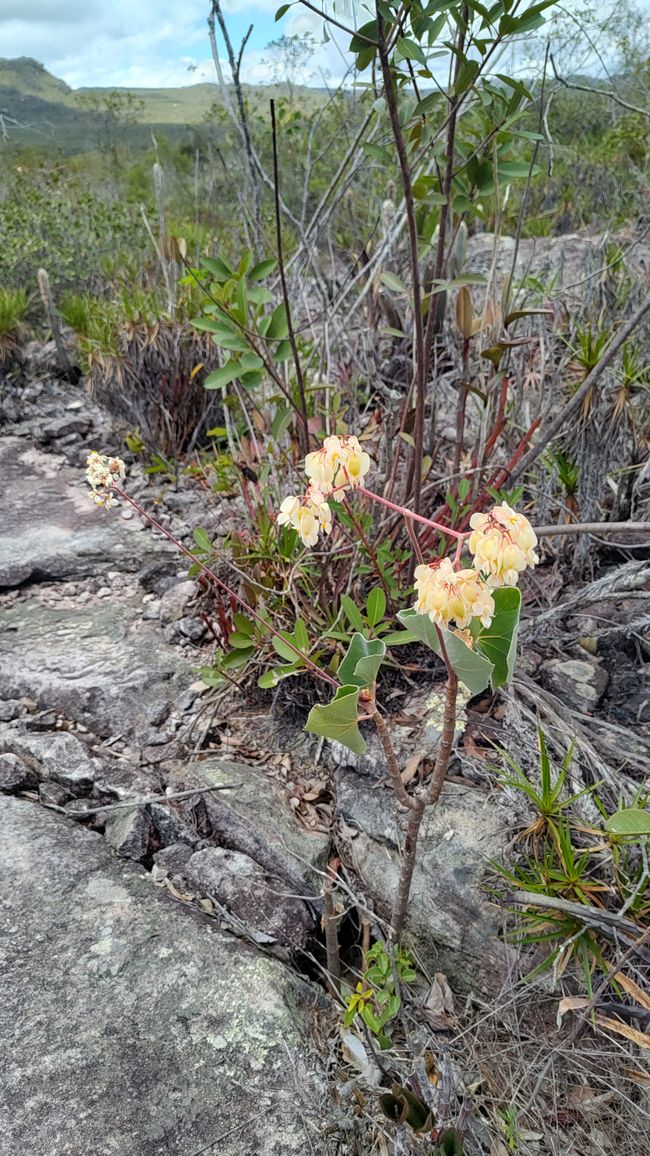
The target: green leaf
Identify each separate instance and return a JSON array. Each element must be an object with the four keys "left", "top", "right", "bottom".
[
  {"left": 497, "top": 161, "right": 539, "bottom": 180},
  {"left": 382, "top": 630, "right": 417, "bottom": 646},
  {"left": 221, "top": 647, "right": 254, "bottom": 670},
  {"left": 361, "top": 142, "right": 394, "bottom": 165},
  {"left": 275, "top": 3, "right": 292, "bottom": 20},
  {"left": 201, "top": 255, "right": 233, "bottom": 280},
  {"left": 605, "top": 809, "right": 650, "bottom": 837},
  {"left": 396, "top": 37, "right": 426, "bottom": 64},
  {"left": 233, "top": 612, "right": 255, "bottom": 635},
  {"left": 366, "top": 587, "right": 386, "bottom": 627},
  {"left": 249, "top": 258, "right": 277, "bottom": 281},
  {"left": 472, "top": 586, "right": 521, "bottom": 688},
  {"left": 272, "top": 634, "right": 301, "bottom": 662},
  {"left": 455, "top": 58, "right": 480, "bottom": 95},
  {"left": 305, "top": 685, "right": 365, "bottom": 755},
  {"left": 267, "top": 303, "right": 289, "bottom": 340},
  {"left": 338, "top": 633, "right": 386, "bottom": 688},
  {"left": 274, "top": 339, "right": 292, "bottom": 363},
  {"left": 258, "top": 670, "right": 280, "bottom": 689},
  {"left": 229, "top": 631, "right": 255, "bottom": 649},
  {"left": 204, "top": 362, "right": 241, "bottom": 389},
  {"left": 397, "top": 609, "right": 494, "bottom": 695},
  {"left": 193, "top": 527, "right": 212, "bottom": 552},
  {"left": 340, "top": 594, "right": 365, "bottom": 632},
  {"left": 380, "top": 270, "right": 407, "bottom": 294},
  {"left": 434, "top": 1128, "right": 463, "bottom": 1156}
]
